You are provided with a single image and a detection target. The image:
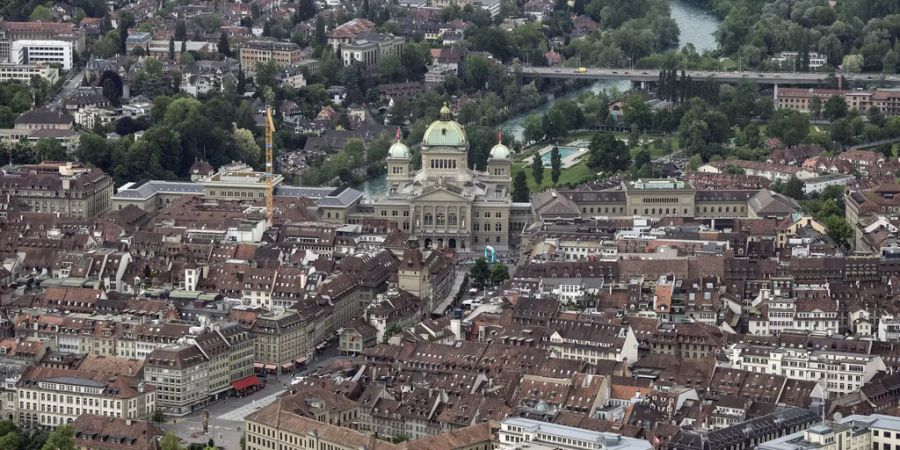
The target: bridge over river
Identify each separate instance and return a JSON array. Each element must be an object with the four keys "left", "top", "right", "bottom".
[{"left": 517, "top": 66, "right": 900, "bottom": 86}]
